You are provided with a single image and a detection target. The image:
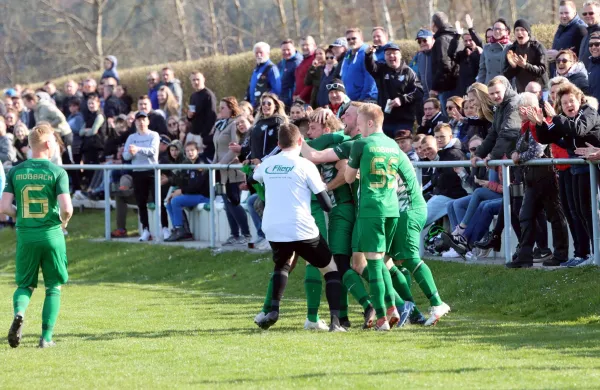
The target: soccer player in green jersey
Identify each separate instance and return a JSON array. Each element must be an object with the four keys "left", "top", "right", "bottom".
[
  {"left": 1, "top": 123, "right": 73, "bottom": 348},
  {"left": 345, "top": 103, "right": 402, "bottom": 331}
]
